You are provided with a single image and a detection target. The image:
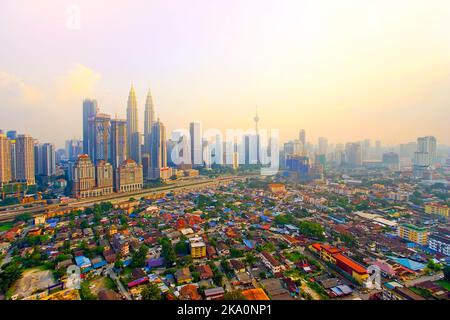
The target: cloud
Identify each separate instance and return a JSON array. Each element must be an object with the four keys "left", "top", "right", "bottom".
[
  {"left": 0, "top": 71, "right": 44, "bottom": 105},
  {"left": 56, "top": 63, "right": 101, "bottom": 102}
]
